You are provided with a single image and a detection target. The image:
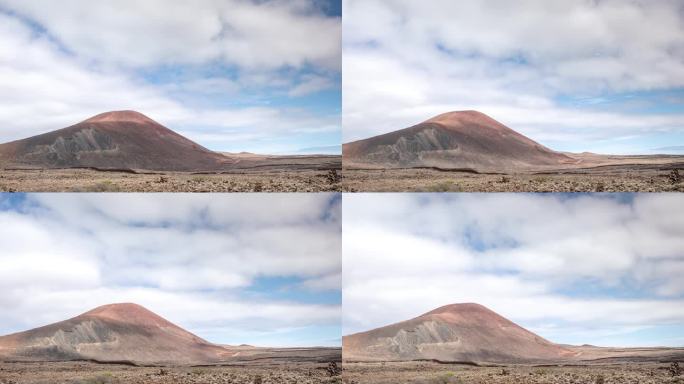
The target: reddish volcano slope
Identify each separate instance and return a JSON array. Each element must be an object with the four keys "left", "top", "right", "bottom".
[
  {"left": 343, "top": 111, "right": 574, "bottom": 172},
  {"left": 0, "top": 303, "right": 229, "bottom": 365},
  {"left": 0, "top": 111, "right": 230, "bottom": 171},
  {"left": 343, "top": 303, "right": 575, "bottom": 364}
]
